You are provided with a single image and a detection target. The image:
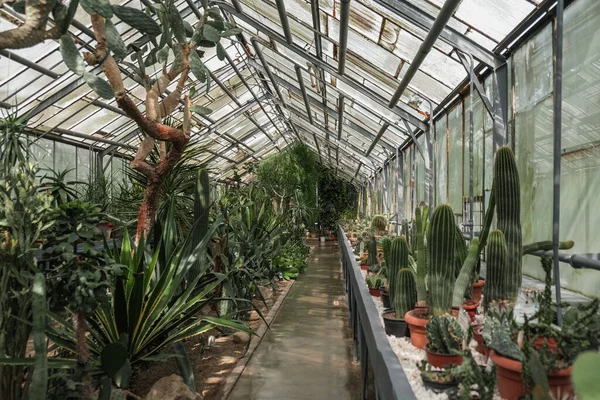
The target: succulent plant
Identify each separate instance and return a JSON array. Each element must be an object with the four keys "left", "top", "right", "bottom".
[
  {"left": 414, "top": 206, "right": 429, "bottom": 305},
  {"left": 367, "top": 236, "right": 378, "bottom": 267},
  {"left": 388, "top": 236, "right": 409, "bottom": 305},
  {"left": 426, "top": 314, "right": 464, "bottom": 355},
  {"left": 484, "top": 230, "right": 509, "bottom": 311},
  {"left": 393, "top": 268, "right": 416, "bottom": 319},
  {"left": 427, "top": 205, "right": 456, "bottom": 316},
  {"left": 494, "top": 147, "right": 522, "bottom": 302},
  {"left": 371, "top": 214, "right": 388, "bottom": 232},
  {"left": 381, "top": 237, "right": 392, "bottom": 268}
]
